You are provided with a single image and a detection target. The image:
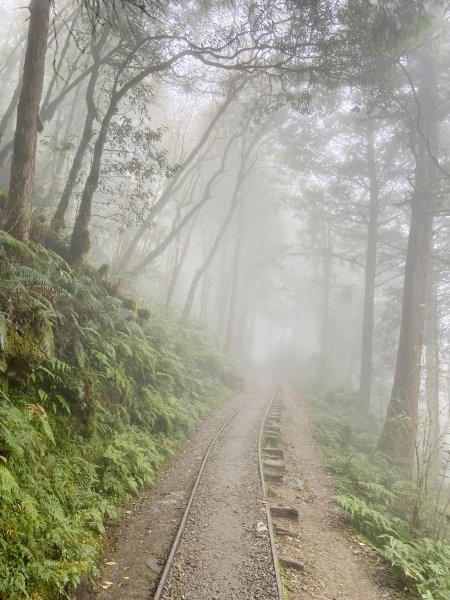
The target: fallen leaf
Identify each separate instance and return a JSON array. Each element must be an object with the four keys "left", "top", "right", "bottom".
[{"left": 256, "top": 521, "right": 268, "bottom": 533}]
